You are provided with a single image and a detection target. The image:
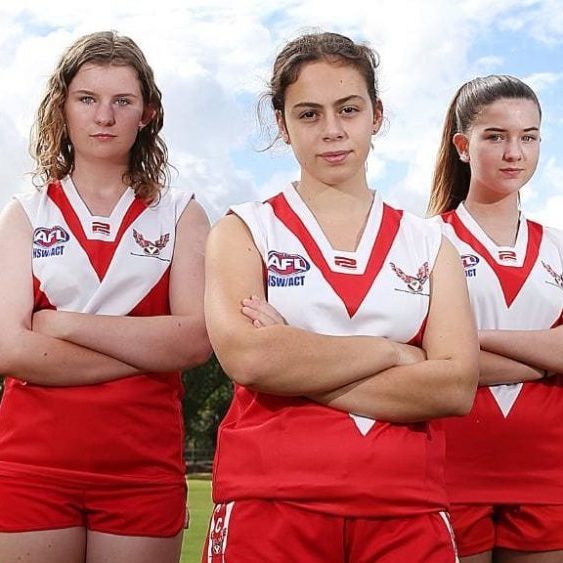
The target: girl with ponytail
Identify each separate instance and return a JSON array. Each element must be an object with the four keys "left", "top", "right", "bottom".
[{"left": 429, "top": 75, "right": 563, "bottom": 563}]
